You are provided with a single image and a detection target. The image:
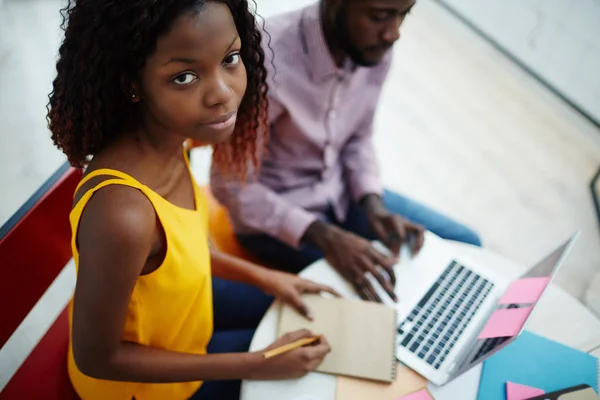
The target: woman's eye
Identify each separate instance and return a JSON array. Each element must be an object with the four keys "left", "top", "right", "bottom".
[
  {"left": 223, "top": 52, "right": 241, "bottom": 66},
  {"left": 173, "top": 73, "right": 196, "bottom": 85}
]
